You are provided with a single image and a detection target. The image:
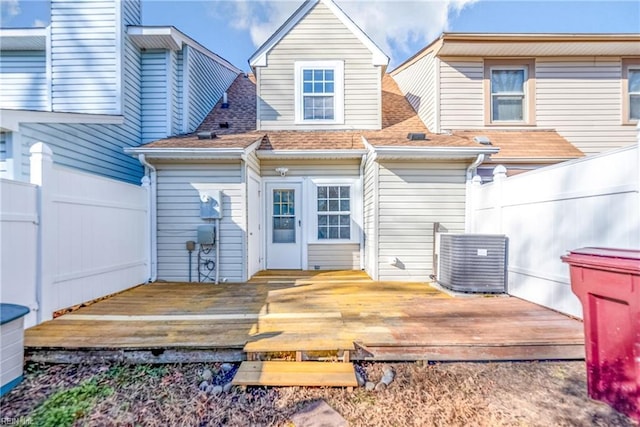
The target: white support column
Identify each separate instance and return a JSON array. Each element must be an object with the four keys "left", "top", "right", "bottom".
[{"left": 30, "top": 142, "right": 55, "bottom": 323}]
